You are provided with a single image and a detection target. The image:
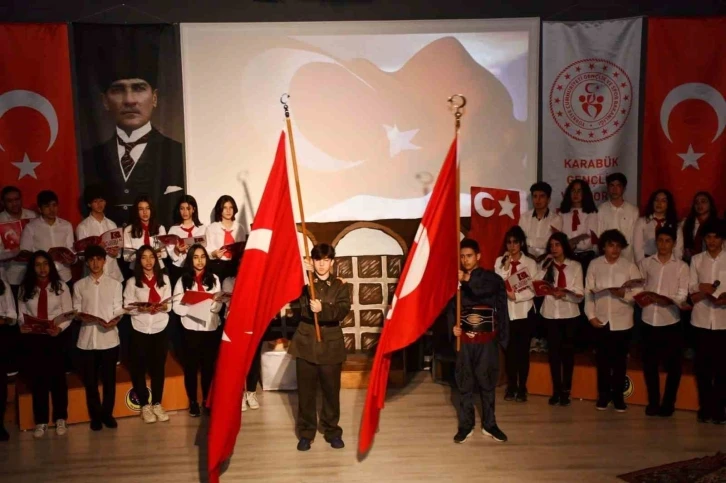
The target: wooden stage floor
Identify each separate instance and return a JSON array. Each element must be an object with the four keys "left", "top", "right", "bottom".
[{"left": 1, "top": 372, "right": 724, "bottom": 483}]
